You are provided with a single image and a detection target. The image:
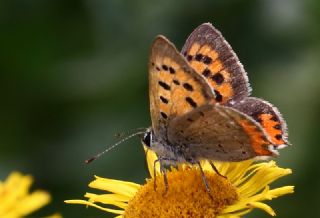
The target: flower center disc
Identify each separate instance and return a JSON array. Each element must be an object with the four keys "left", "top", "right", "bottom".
[{"left": 125, "top": 167, "right": 238, "bottom": 218}]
